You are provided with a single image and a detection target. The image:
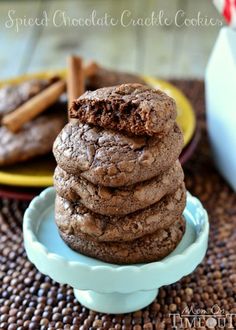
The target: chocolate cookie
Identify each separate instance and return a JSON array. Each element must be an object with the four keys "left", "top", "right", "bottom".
[
  {"left": 0, "top": 111, "right": 66, "bottom": 166},
  {"left": 53, "top": 122, "right": 183, "bottom": 187},
  {"left": 55, "top": 183, "right": 186, "bottom": 242},
  {"left": 54, "top": 161, "right": 184, "bottom": 215},
  {"left": 70, "top": 84, "right": 176, "bottom": 137},
  {"left": 86, "top": 67, "right": 146, "bottom": 90},
  {"left": 58, "top": 216, "right": 185, "bottom": 264},
  {"left": 0, "top": 79, "right": 51, "bottom": 121}
]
